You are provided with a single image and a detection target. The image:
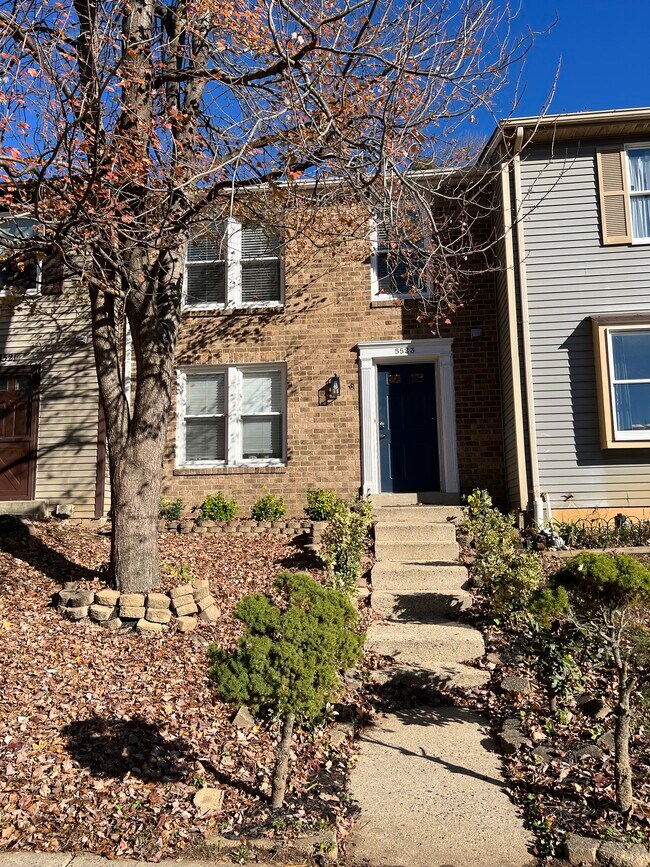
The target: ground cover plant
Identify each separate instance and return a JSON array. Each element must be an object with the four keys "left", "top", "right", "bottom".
[
  {"left": 458, "top": 493, "right": 650, "bottom": 855},
  {"left": 0, "top": 521, "right": 366, "bottom": 860}
]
